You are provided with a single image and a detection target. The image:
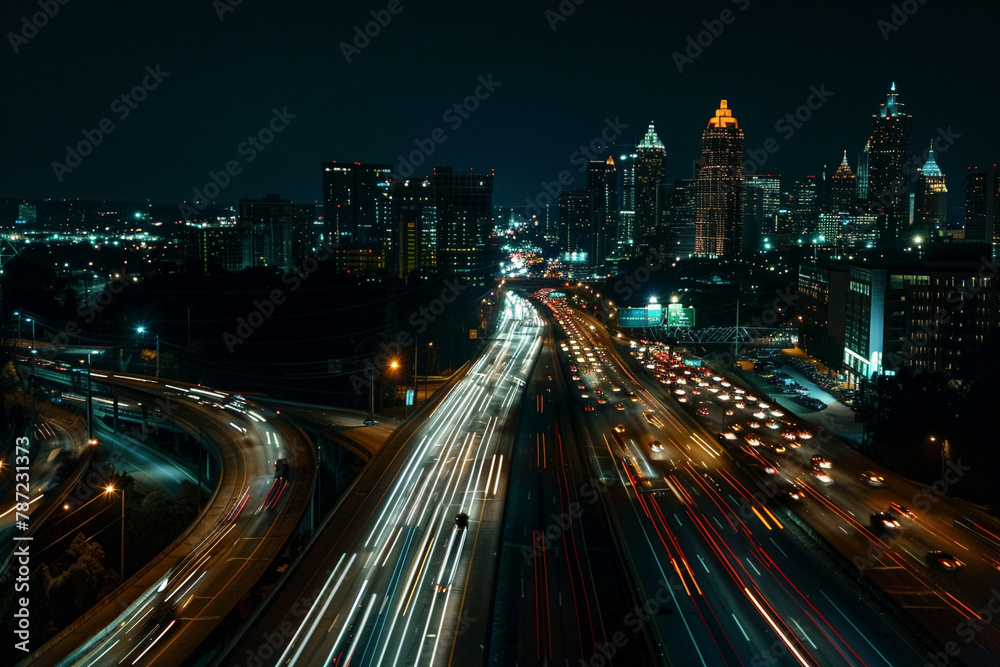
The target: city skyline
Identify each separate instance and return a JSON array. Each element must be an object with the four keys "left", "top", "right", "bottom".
[{"left": 1, "top": 1, "right": 993, "bottom": 214}]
